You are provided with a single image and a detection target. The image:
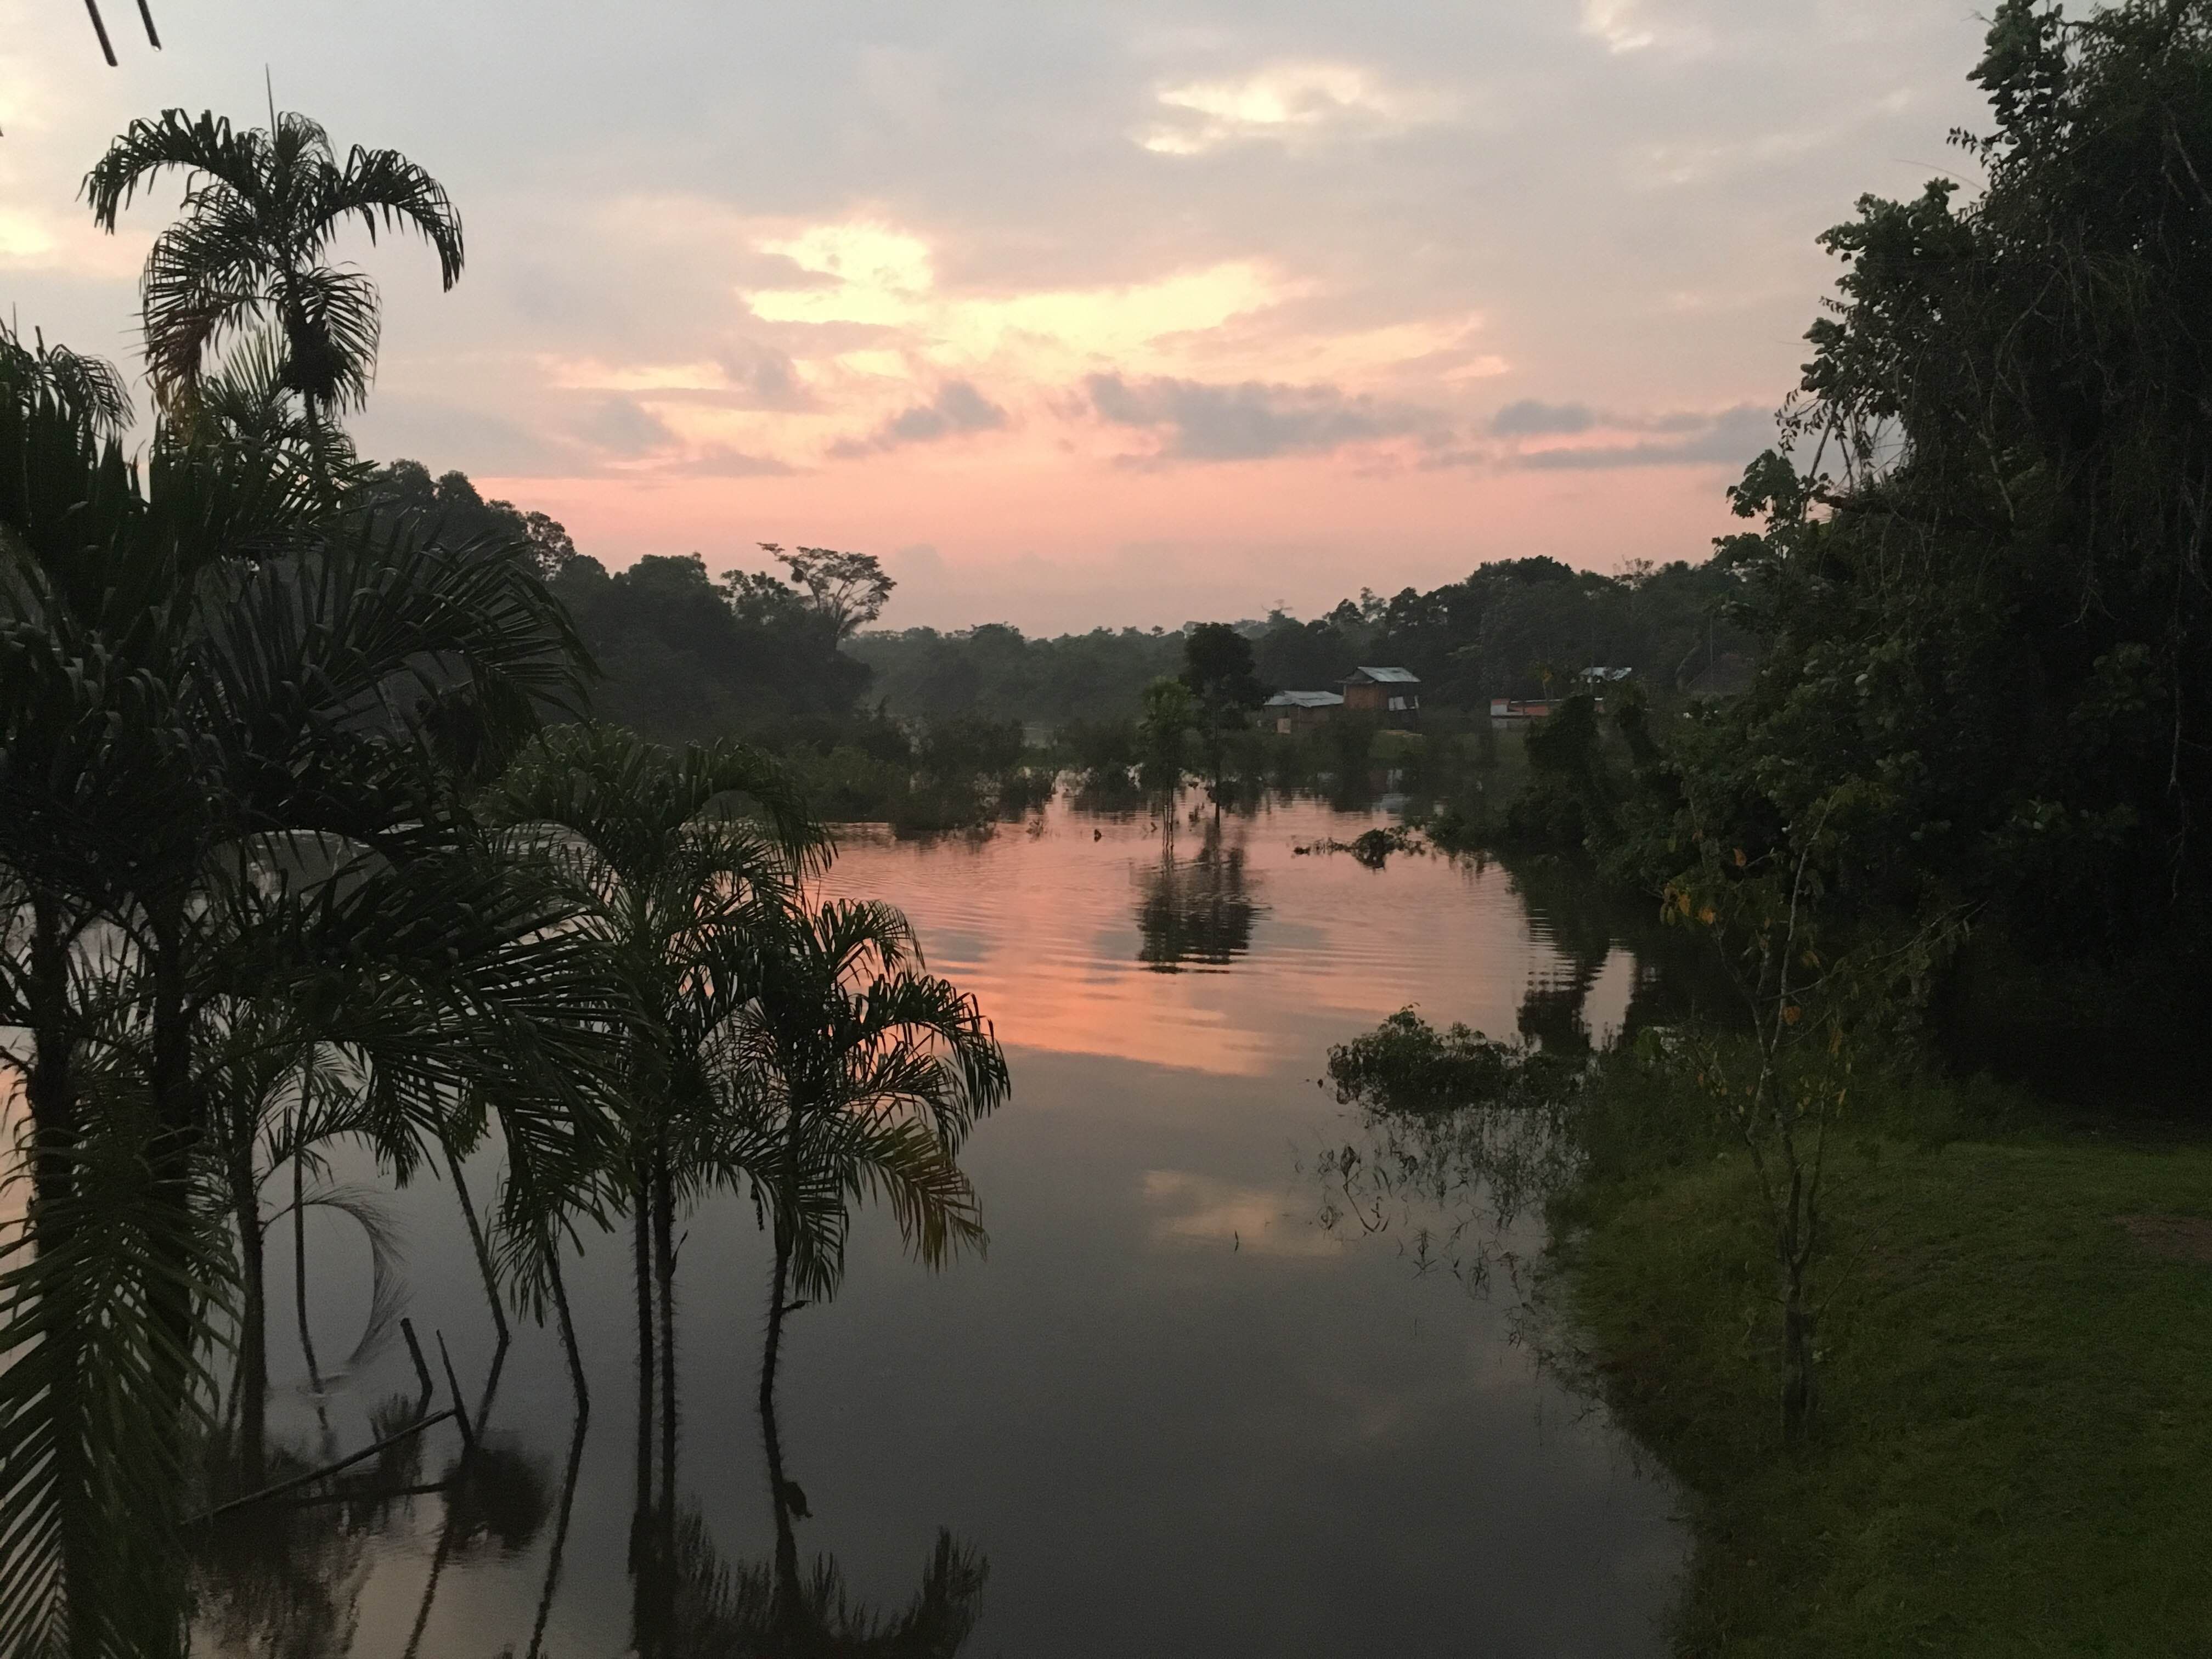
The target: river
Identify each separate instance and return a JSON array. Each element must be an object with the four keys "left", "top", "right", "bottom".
[{"left": 198, "top": 791, "right": 1688, "bottom": 1657}]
